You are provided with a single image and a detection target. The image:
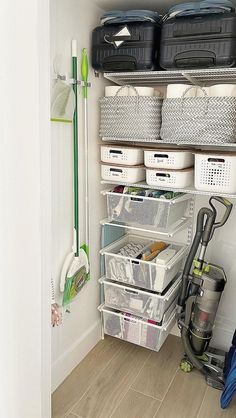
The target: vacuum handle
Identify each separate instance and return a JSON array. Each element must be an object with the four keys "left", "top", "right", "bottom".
[{"left": 209, "top": 196, "right": 233, "bottom": 236}]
